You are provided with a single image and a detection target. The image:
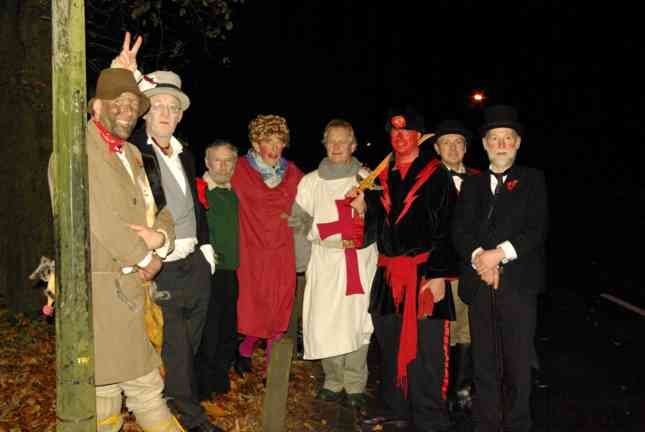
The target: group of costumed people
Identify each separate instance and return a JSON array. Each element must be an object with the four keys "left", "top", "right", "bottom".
[{"left": 47, "top": 31, "right": 547, "bottom": 432}]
